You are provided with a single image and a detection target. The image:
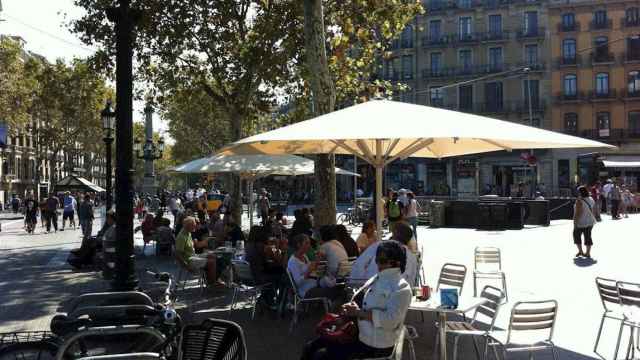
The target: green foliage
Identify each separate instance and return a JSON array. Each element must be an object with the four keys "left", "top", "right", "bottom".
[{"left": 0, "top": 37, "right": 34, "bottom": 130}]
